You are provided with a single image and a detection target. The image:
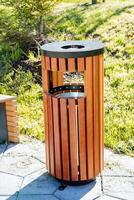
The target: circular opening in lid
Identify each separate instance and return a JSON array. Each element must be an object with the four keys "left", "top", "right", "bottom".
[{"left": 61, "top": 45, "right": 85, "bottom": 49}]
